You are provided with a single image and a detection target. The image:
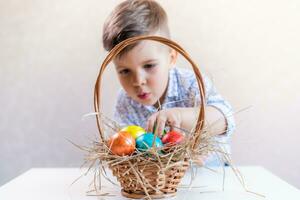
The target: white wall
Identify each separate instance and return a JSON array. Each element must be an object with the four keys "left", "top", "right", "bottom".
[{"left": 1, "top": 0, "right": 299, "bottom": 189}]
